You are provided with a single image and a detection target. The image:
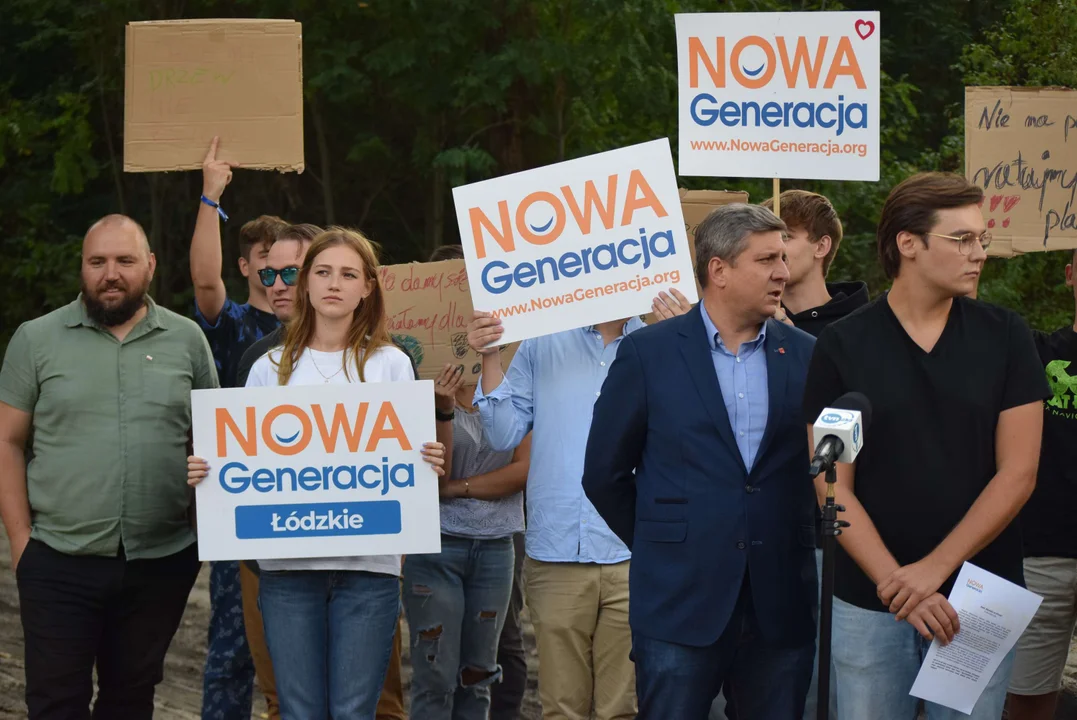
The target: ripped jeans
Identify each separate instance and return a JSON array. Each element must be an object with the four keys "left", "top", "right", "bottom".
[{"left": 402, "top": 534, "right": 515, "bottom": 720}]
